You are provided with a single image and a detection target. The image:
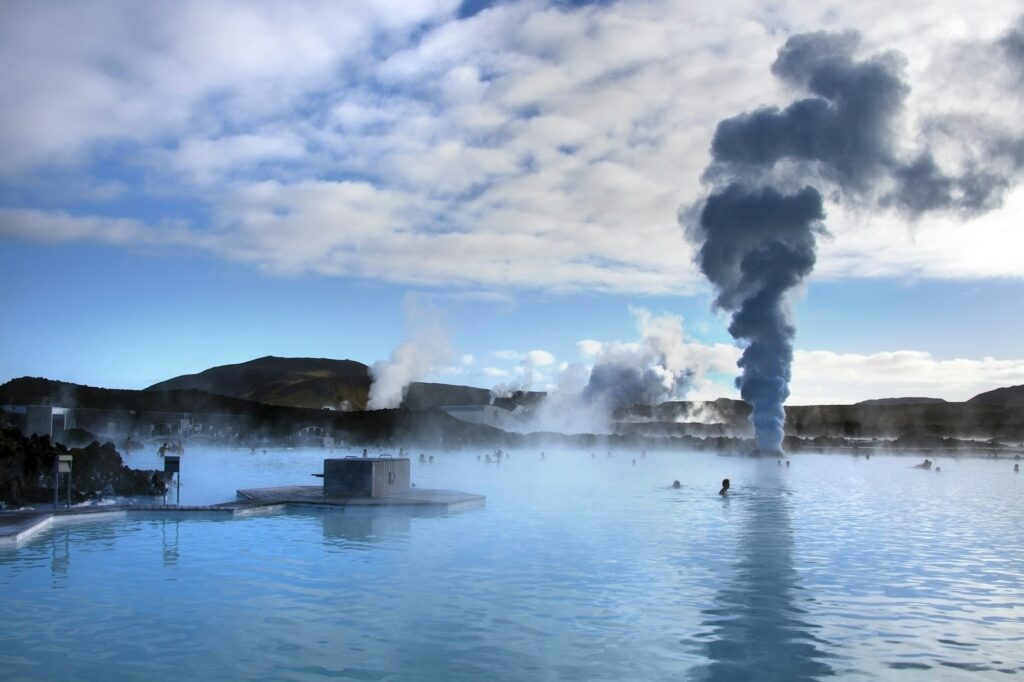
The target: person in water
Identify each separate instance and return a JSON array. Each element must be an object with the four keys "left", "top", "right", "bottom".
[
  {"left": 671, "top": 480, "right": 681, "bottom": 489},
  {"left": 719, "top": 478, "right": 730, "bottom": 495},
  {"left": 1015, "top": 463, "right": 1020, "bottom": 473}
]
